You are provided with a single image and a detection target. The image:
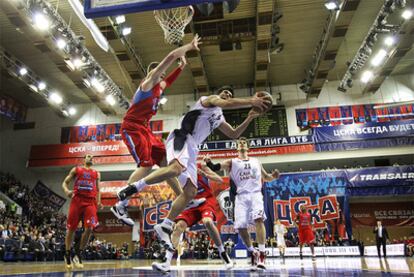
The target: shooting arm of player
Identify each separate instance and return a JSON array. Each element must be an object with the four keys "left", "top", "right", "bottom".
[
  {"left": 203, "top": 94, "right": 270, "bottom": 111},
  {"left": 62, "top": 167, "right": 76, "bottom": 198},
  {"left": 142, "top": 36, "right": 200, "bottom": 91},
  {"left": 96, "top": 172, "right": 103, "bottom": 209},
  {"left": 217, "top": 109, "right": 261, "bottom": 139},
  {"left": 160, "top": 57, "right": 187, "bottom": 90},
  {"left": 261, "top": 165, "right": 280, "bottom": 182}
]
